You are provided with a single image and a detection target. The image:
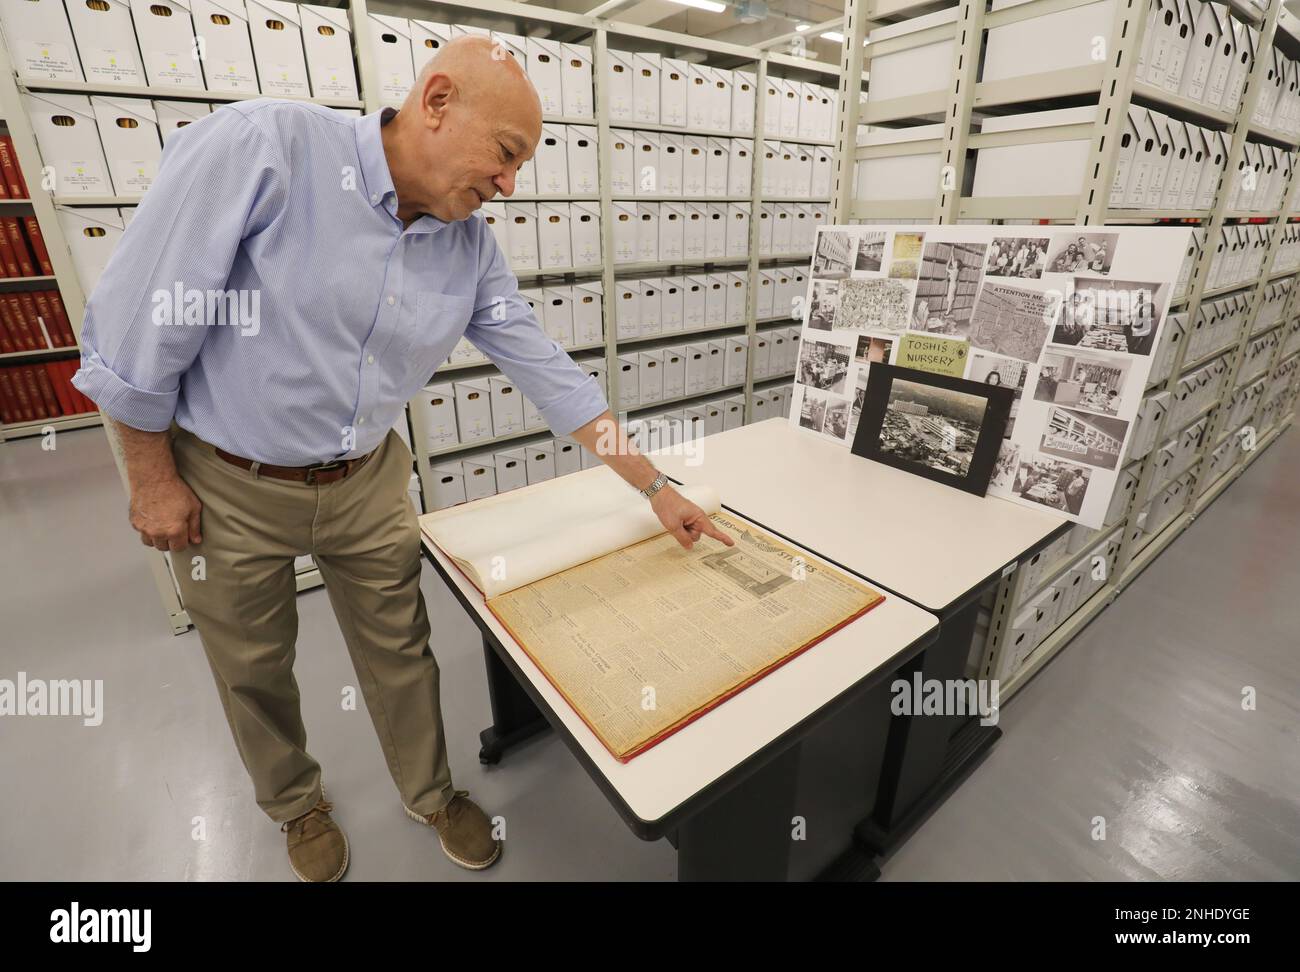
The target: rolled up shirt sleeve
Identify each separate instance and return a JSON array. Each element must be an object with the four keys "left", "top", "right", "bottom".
[
  {"left": 72, "top": 107, "right": 286, "bottom": 431},
  {"left": 463, "top": 223, "right": 610, "bottom": 437}
]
